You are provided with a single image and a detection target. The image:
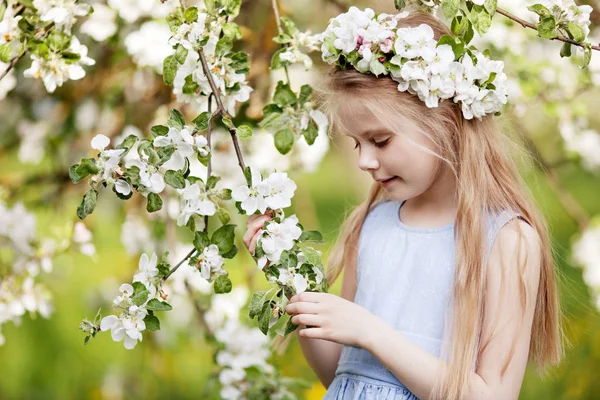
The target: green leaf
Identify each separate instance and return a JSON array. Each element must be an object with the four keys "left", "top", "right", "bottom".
[
  {"left": 469, "top": 5, "right": 492, "bottom": 36},
  {"left": 284, "top": 317, "right": 298, "bottom": 336},
  {"left": 527, "top": 4, "right": 551, "bottom": 18},
  {"left": 215, "top": 37, "right": 233, "bottom": 56},
  {"left": 182, "top": 74, "right": 199, "bottom": 95},
  {"left": 280, "top": 17, "right": 298, "bottom": 37},
  {"left": 164, "top": 170, "right": 185, "bottom": 188},
  {"left": 222, "top": 117, "right": 234, "bottom": 129},
  {"left": 274, "top": 128, "right": 294, "bottom": 155},
  {"left": 147, "top": 193, "right": 163, "bottom": 213},
  {"left": 249, "top": 291, "right": 268, "bottom": 319},
  {"left": 77, "top": 189, "right": 98, "bottom": 220},
  {"left": 169, "top": 109, "right": 186, "bottom": 130},
  {"left": 151, "top": 125, "right": 169, "bottom": 137},
  {"left": 560, "top": 42, "right": 572, "bottom": 57},
  {"left": 193, "top": 231, "right": 210, "bottom": 252},
  {"left": 537, "top": 16, "right": 557, "bottom": 39},
  {"left": 236, "top": 125, "right": 252, "bottom": 139},
  {"left": 211, "top": 224, "right": 236, "bottom": 254},
  {"left": 206, "top": 175, "right": 220, "bottom": 189},
  {"left": 243, "top": 166, "right": 253, "bottom": 186},
  {"left": 230, "top": 51, "right": 249, "bottom": 74},
  {"left": 144, "top": 314, "right": 160, "bottom": 331},
  {"left": 394, "top": 0, "right": 405, "bottom": 10},
  {"left": 299, "top": 230, "right": 323, "bottom": 243},
  {"left": 175, "top": 43, "right": 188, "bottom": 64},
  {"left": 483, "top": 0, "right": 497, "bottom": 17},
  {"left": 76, "top": 158, "right": 100, "bottom": 177},
  {"left": 296, "top": 244, "right": 321, "bottom": 266},
  {"left": 583, "top": 45, "right": 592, "bottom": 68},
  {"left": 84, "top": 335, "right": 91, "bottom": 345},
  {"left": 184, "top": 6, "right": 199, "bottom": 23},
  {"left": 166, "top": 7, "right": 185, "bottom": 32},
  {"left": 441, "top": 0, "right": 459, "bottom": 21},
  {"left": 157, "top": 145, "right": 176, "bottom": 166},
  {"left": 222, "top": 22, "right": 242, "bottom": 40},
  {"left": 131, "top": 288, "right": 149, "bottom": 306},
  {"left": 146, "top": 299, "right": 173, "bottom": 311},
  {"left": 0, "top": 43, "right": 12, "bottom": 63},
  {"left": 280, "top": 251, "right": 298, "bottom": 270},
  {"left": 192, "top": 111, "right": 211, "bottom": 131},
  {"left": 214, "top": 275, "right": 232, "bottom": 294},
  {"left": 163, "top": 55, "right": 178, "bottom": 86},
  {"left": 270, "top": 47, "right": 286, "bottom": 70},
  {"left": 258, "top": 301, "right": 271, "bottom": 334},
  {"left": 273, "top": 81, "right": 296, "bottom": 107},
  {"left": 565, "top": 22, "right": 585, "bottom": 43},
  {"left": 302, "top": 123, "right": 318, "bottom": 145},
  {"left": 216, "top": 207, "right": 231, "bottom": 225},
  {"left": 298, "top": 85, "right": 312, "bottom": 106},
  {"left": 221, "top": 245, "right": 238, "bottom": 259}
]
